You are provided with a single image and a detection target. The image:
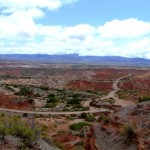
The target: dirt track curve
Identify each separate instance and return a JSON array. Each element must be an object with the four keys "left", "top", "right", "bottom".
[
  {"left": 0, "top": 74, "right": 131, "bottom": 115},
  {"left": 101, "top": 74, "right": 133, "bottom": 107}
]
